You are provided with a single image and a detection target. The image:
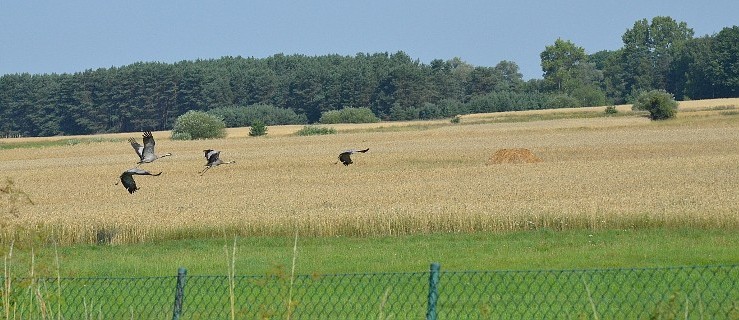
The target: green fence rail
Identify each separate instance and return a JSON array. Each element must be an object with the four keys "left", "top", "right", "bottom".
[{"left": 1, "top": 264, "right": 737, "bottom": 319}]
